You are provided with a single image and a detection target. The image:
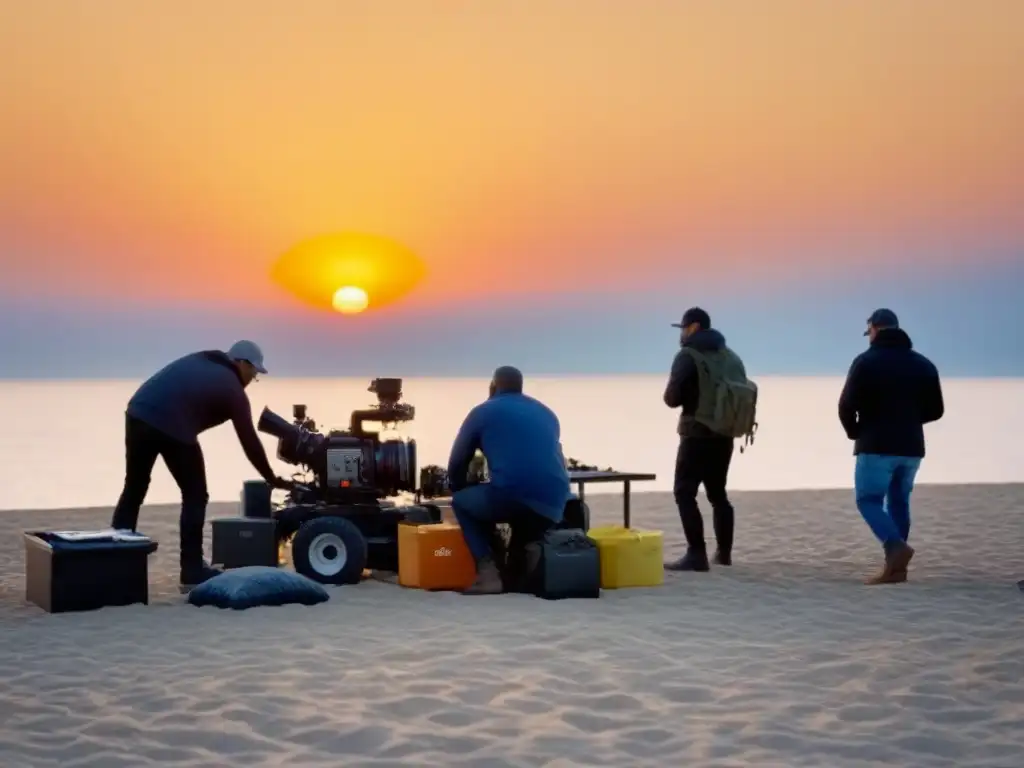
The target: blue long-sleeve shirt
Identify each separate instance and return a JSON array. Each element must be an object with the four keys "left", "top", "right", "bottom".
[{"left": 447, "top": 392, "right": 570, "bottom": 521}]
